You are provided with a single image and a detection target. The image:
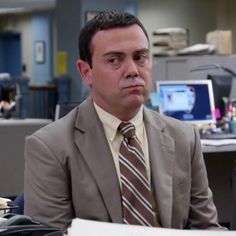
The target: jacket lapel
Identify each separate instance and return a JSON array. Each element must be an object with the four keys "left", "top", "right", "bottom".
[
  {"left": 73, "top": 98, "right": 123, "bottom": 223},
  {"left": 144, "top": 109, "right": 175, "bottom": 228}
]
